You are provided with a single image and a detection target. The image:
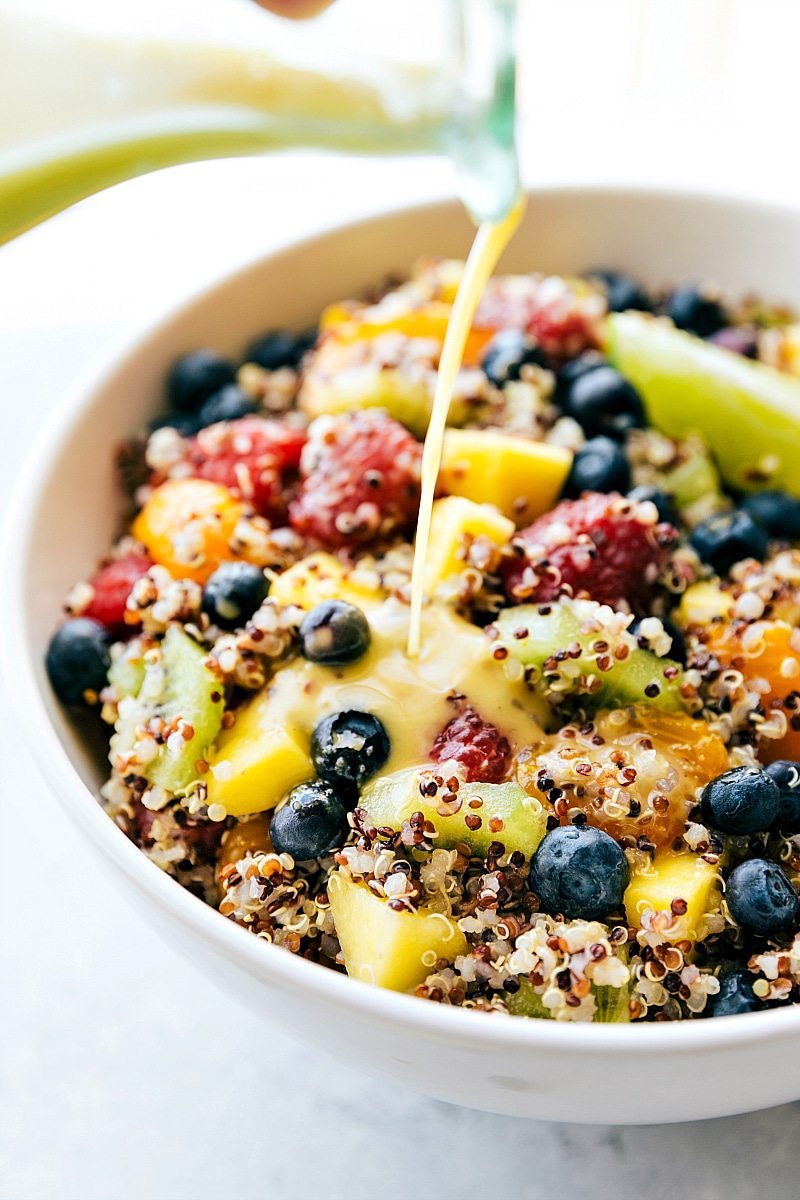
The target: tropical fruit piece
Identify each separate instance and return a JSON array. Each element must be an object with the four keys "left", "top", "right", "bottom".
[
  {"left": 423, "top": 496, "right": 514, "bottom": 593},
  {"left": 215, "top": 815, "right": 273, "bottom": 893},
  {"left": 113, "top": 625, "right": 224, "bottom": 794},
  {"left": 205, "top": 687, "right": 313, "bottom": 817},
  {"left": 300, "top": 358, "right": 444, "bottom": 436},
  {"left": 319, "top": 300, "right": 496, "bottom": 366},
  {"left": 625, "top": 850, "right": 721, "bottom": 943},
  {"left": 438, "top": 429, "right": 572, "bottom": 526},
  {"left": 678, "top": 581, "right": 734, "bottom": 626},
  {"left": 506, "top": 978, "right": 551, "bottom": 1018},
  {"left": 661, "top": 451, "right": 722, "bottom": 512},
  {"left": 269, "top": 552, "right": 383, "bottom": 612},
  {"left": 361, "top": 766, "right": 547, "bottom": 859},
  {"left": 328, "top": 869, "right": 467, "bottom": 992},
  {"left": 518, "top": 707, "right": 729, "bottom": 849},
  {"left": 494, "top": 599, "right": 686, "bottom": 712},
  {"left": 506, "top": 976, "right": 631, "bottom": 1023},
  {"left": 606, "top": 311, "right": 800, "bottom": 495},
  {"left": 107, "top": 641, "right": 147, "bottom": 700},
  {"left": 705, "top": 619, "right": 800, "bottom": 763},
  {"left": 301, "top": 298, "right": 497, "bottom": 435},
  {"left": 132, "top": 478, "right": 249, "bottom": 584}
]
